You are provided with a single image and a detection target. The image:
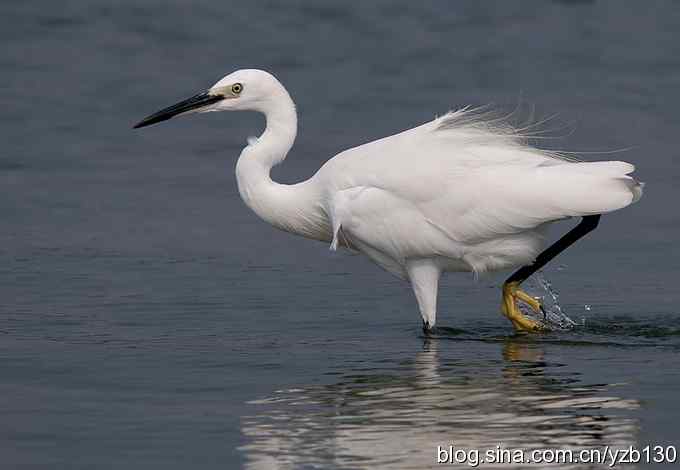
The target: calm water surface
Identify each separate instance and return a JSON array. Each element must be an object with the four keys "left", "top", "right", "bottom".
[{"left": 2, "top": 1, "right": 679, "bottom": 468}]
